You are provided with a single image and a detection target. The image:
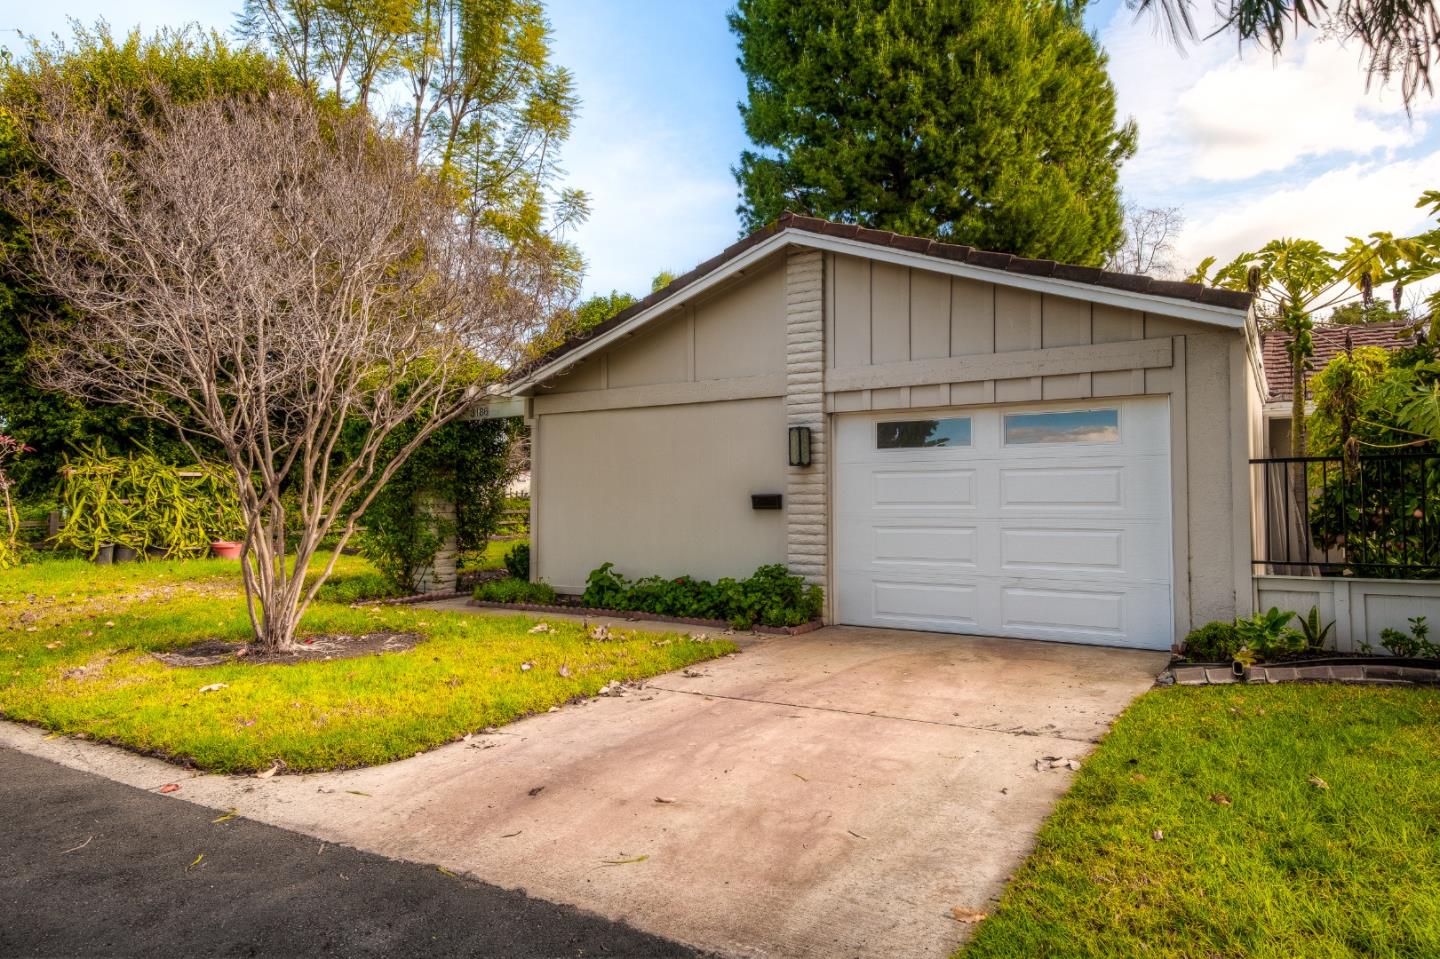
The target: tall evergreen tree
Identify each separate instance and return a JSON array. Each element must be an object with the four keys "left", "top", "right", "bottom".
[{"left": 729, "top": 0, "right": 1137, "bottom": 266}]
